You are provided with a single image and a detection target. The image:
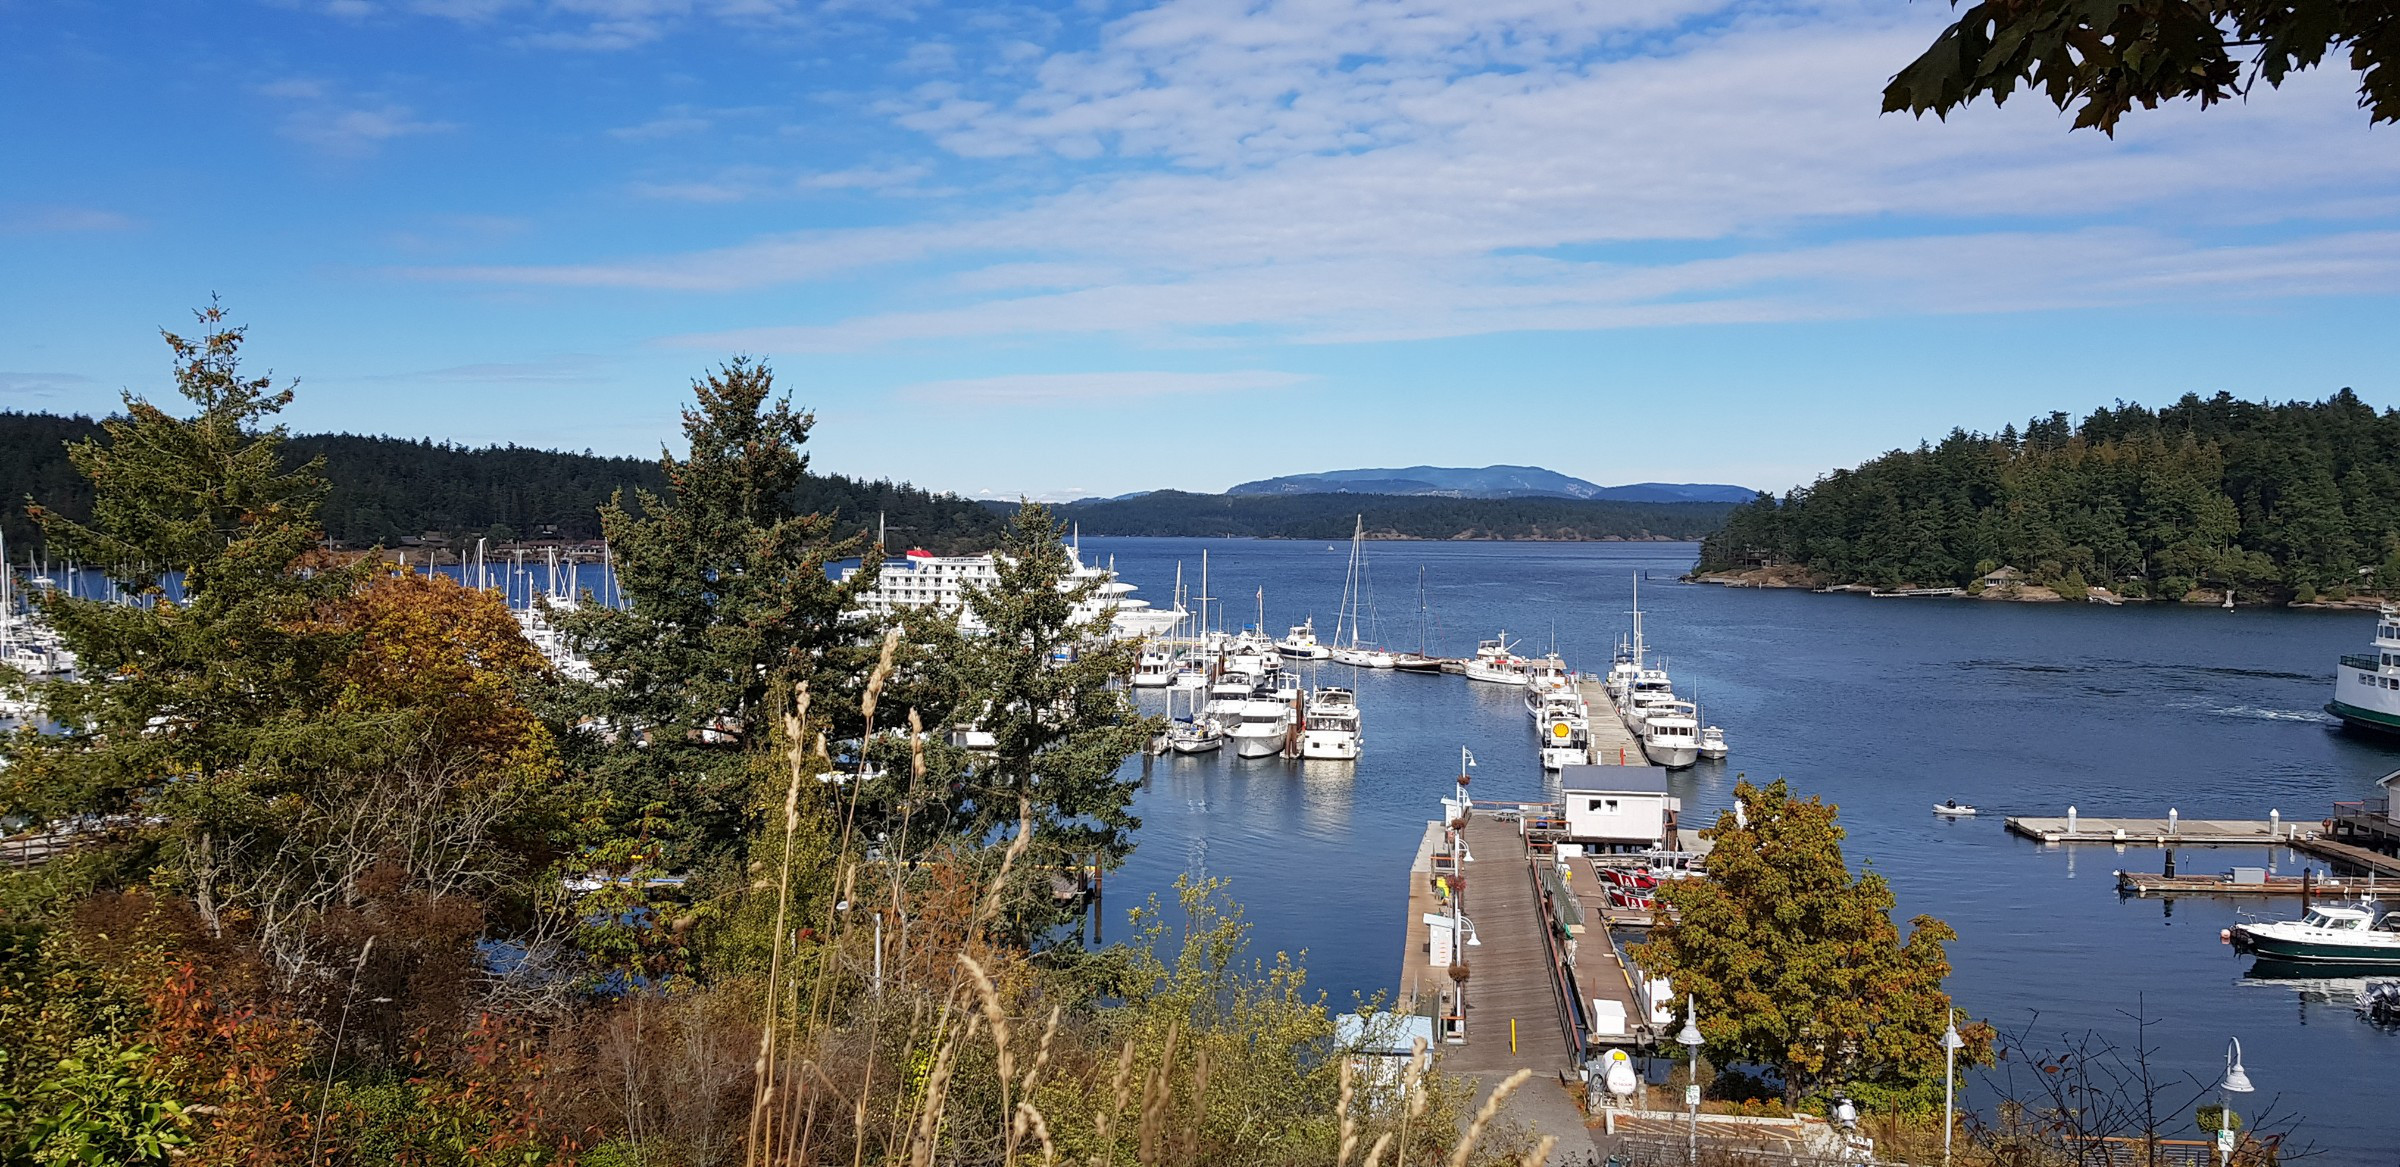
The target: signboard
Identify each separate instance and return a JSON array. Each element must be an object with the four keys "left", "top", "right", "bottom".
[{"left": 1427, "top": 915, "right": 1455, "bottom": 968}]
